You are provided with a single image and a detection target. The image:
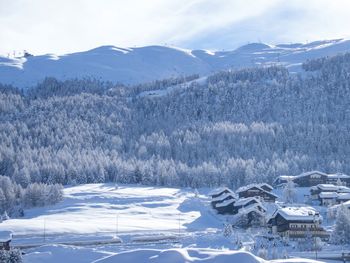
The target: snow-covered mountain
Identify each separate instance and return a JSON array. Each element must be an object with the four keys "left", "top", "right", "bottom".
[{"left": 1, "top": 39, "right": 350, "bottom": 89}]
